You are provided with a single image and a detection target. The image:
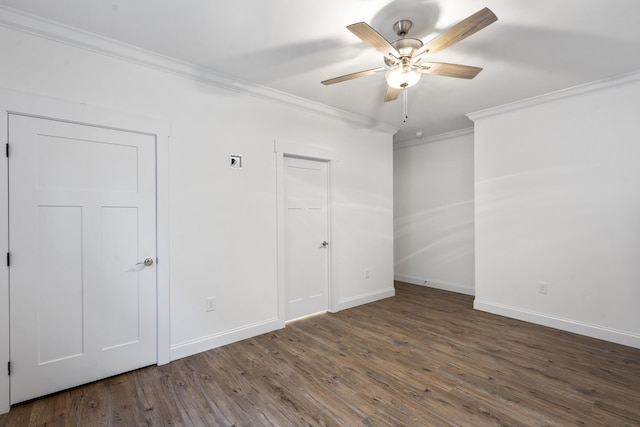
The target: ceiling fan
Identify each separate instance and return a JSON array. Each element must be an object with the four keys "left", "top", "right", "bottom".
[{"left": 322, "top": 7, "right": 497, "bottom": 119}]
